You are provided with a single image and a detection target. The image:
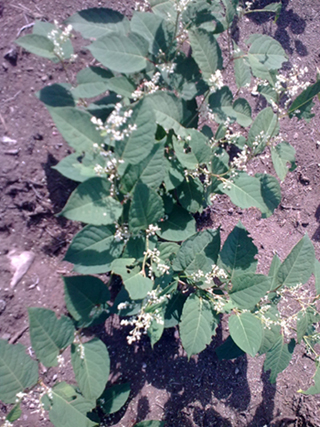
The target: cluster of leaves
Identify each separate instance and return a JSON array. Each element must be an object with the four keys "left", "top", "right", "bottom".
[{"left": 3, "top": 0, "right": 320, "bottom": 425}]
